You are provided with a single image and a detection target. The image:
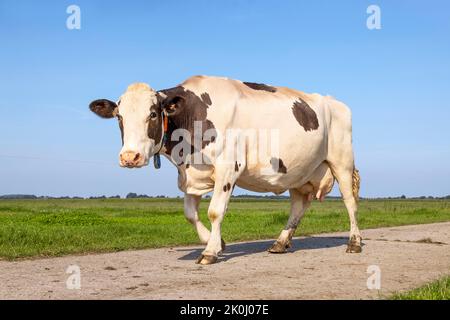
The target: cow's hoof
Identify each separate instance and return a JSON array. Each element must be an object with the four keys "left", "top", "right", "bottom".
[
  {"left": 268, "top": 241, "right": 288, "bottom": 254},
  {"left": 196, "top": 254, "right": 218, "bottom": 265},
  {"left": 346, "top": 236, "right": 362, "bottom": 253},
  {"left": 346, "top": 244, "right": 362, "bottom": 253}
]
